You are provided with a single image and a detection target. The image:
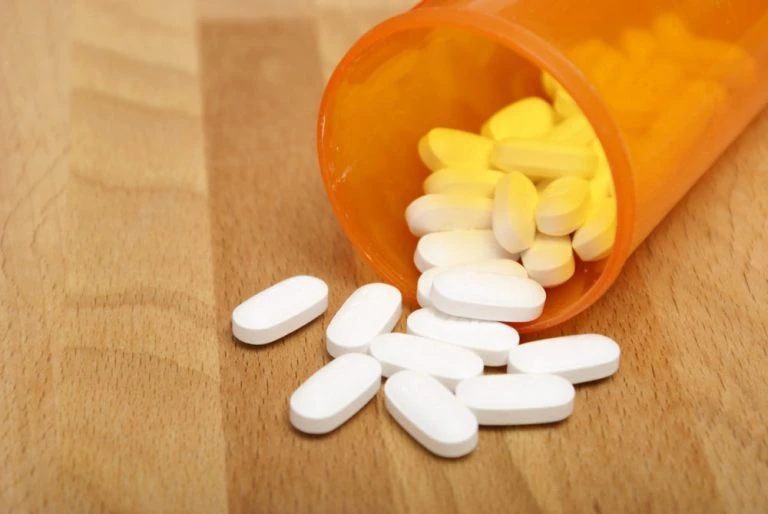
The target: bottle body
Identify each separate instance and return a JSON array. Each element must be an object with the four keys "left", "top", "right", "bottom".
[{"left": 317, "top": 0, "right": 768, "bottom": 332}]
